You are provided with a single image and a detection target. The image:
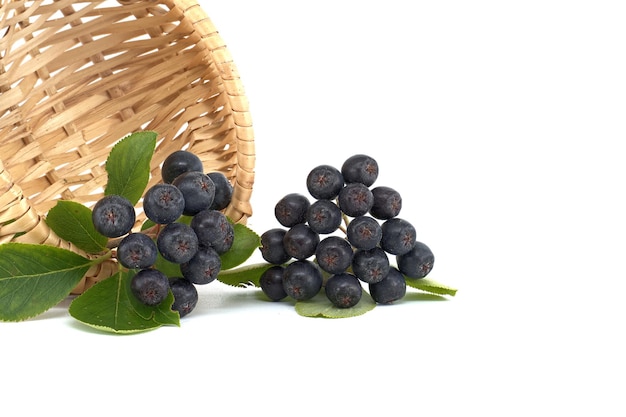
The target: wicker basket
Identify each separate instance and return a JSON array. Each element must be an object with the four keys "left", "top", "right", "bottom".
[{"left": 0, "top": 0, "right": 255, "bottom": 293}]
